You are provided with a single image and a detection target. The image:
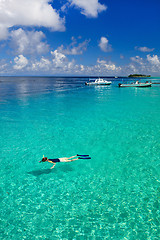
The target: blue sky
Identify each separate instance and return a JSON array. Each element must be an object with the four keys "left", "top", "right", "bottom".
[{"left": 0, "top": 0, "right": 160, "bottom": 76}]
